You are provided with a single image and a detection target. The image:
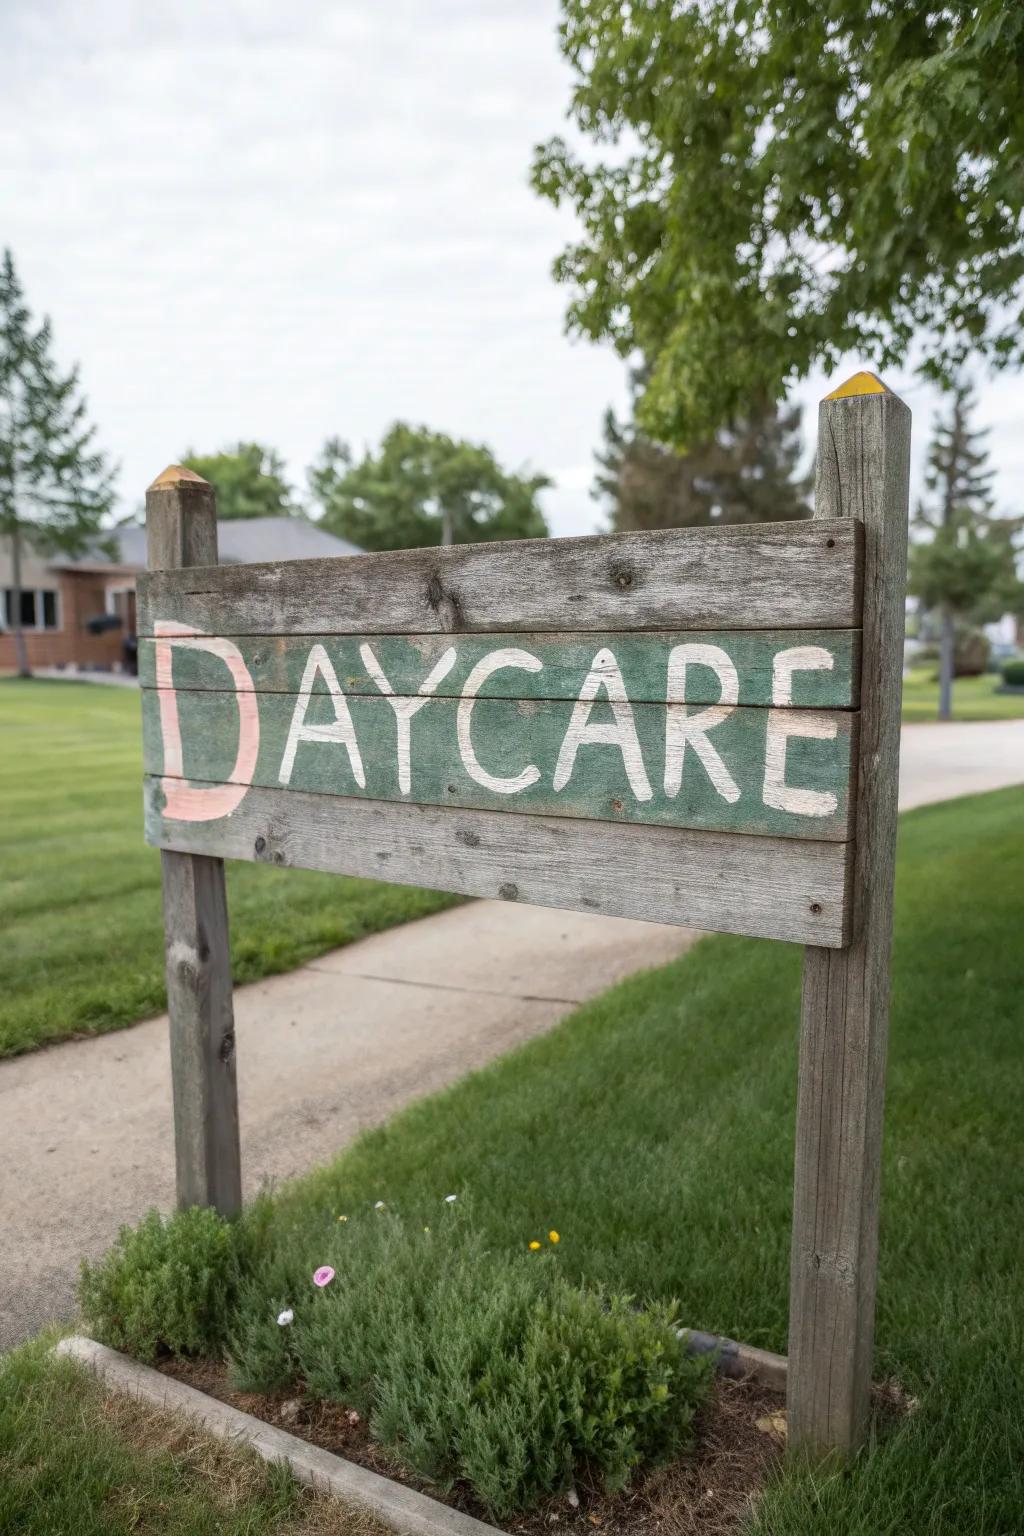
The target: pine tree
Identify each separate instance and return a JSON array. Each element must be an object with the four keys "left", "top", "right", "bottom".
[
  {"left": 594, "top": 372, "right": 811, "bottom": 533},
  {"left": 0, "top": 249, "right": 116, "bottom": 675},
  {"left": 909, "top": 383, "right": 1018, "bottom": 719}
]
